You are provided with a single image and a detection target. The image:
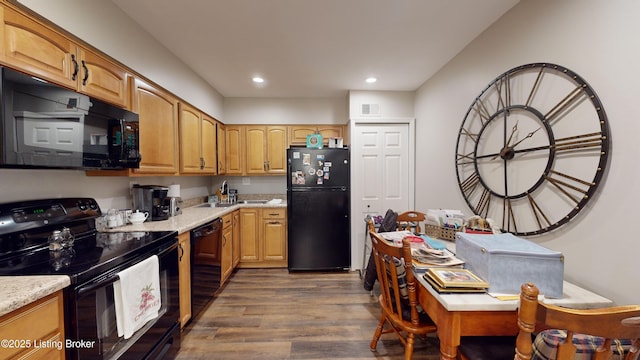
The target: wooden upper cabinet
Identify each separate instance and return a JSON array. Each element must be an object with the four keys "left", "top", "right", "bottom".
[
  {"left": 217, "top": 122, "right": 226, "bottom": 175},
  {"left": 77, "top": 47, "right": 129, "bottom": 108},
  {"left": 179, "top": 103, "right": 202, "bottom": 174},
  {"left": 131, "top": 78, "right": 179, "bottom": 175},
  {"left": 201, "top": 114, "right": 217, "bottom": 174},
  {"left": 0, "top": 7, "right": 77, "bottom": 88},
  {"left": 266, "top": 126, "right": 287, "bottom": 174},
  {"left": 246, "top": 126, "right": 287, "bottom": 175},
  {"left": 225, "top": 125, "right": 244, "bottom": 175},
  {"left": 288, "top": 125, "right": 345, "bottom": 146},
  {"left": 0, "top": 7, "right": 129, "bottom": 108},
  {"left": 178, "top": 103, "right": 217, "bottom": 175}
]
